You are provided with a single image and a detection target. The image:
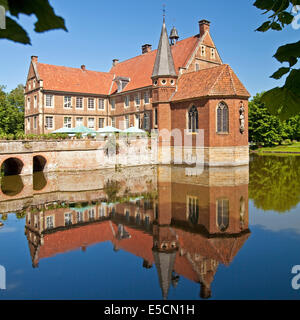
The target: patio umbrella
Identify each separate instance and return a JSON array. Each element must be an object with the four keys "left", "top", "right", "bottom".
[
  {"left": 96, "top": 126, "right": 122, "bottom": 133},
  {"left": 70, "top": 125, "right": 95, "bottom": 134},
  {"left": 122, "top": 127, "right": 147, "bottom": 134},
  {"left": 52, "top": 127, "right": 74, "bottom": 134}
]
